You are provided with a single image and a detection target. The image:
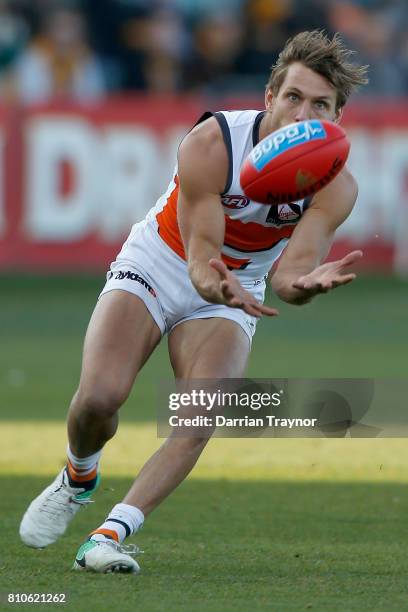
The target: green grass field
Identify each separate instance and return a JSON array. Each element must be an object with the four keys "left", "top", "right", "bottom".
[{"left": 1, "top": 274, "right": 408, "bottom": 610}]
